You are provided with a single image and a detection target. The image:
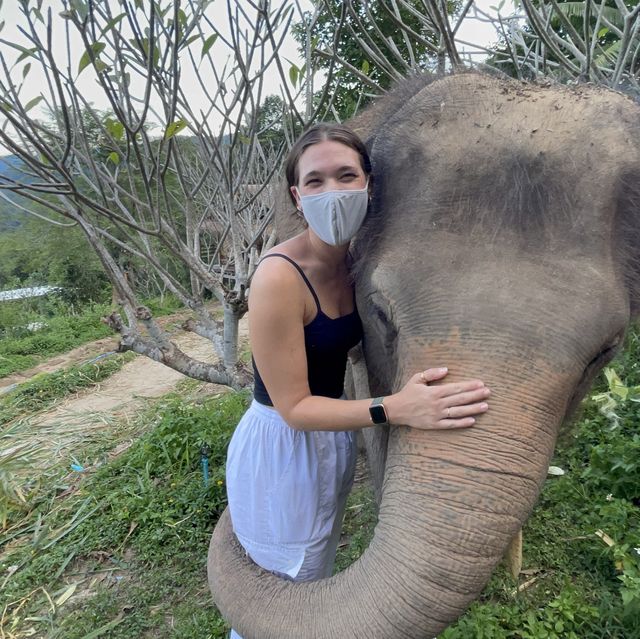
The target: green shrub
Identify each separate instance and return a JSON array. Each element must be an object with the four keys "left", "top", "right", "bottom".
[
  {"left": 520, "top": 587, "right": 599, "bottom": 639},
  {"left": 584, "top": 433, "right": 640, "bottom": 502},
  {"left": 610, "top": 544, "right": 640, "bottom": 618}
]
